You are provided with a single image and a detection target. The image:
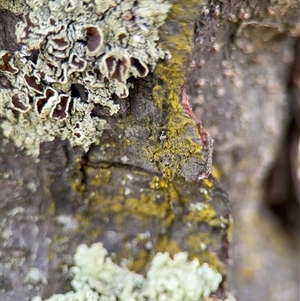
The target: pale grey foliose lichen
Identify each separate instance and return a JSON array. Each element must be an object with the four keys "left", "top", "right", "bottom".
[
  {"left": 0, "top": 0, "right": 171, "bottom": 156},
  {"left": 31, "top": 242, "right": 222, "bottom": 301}
]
